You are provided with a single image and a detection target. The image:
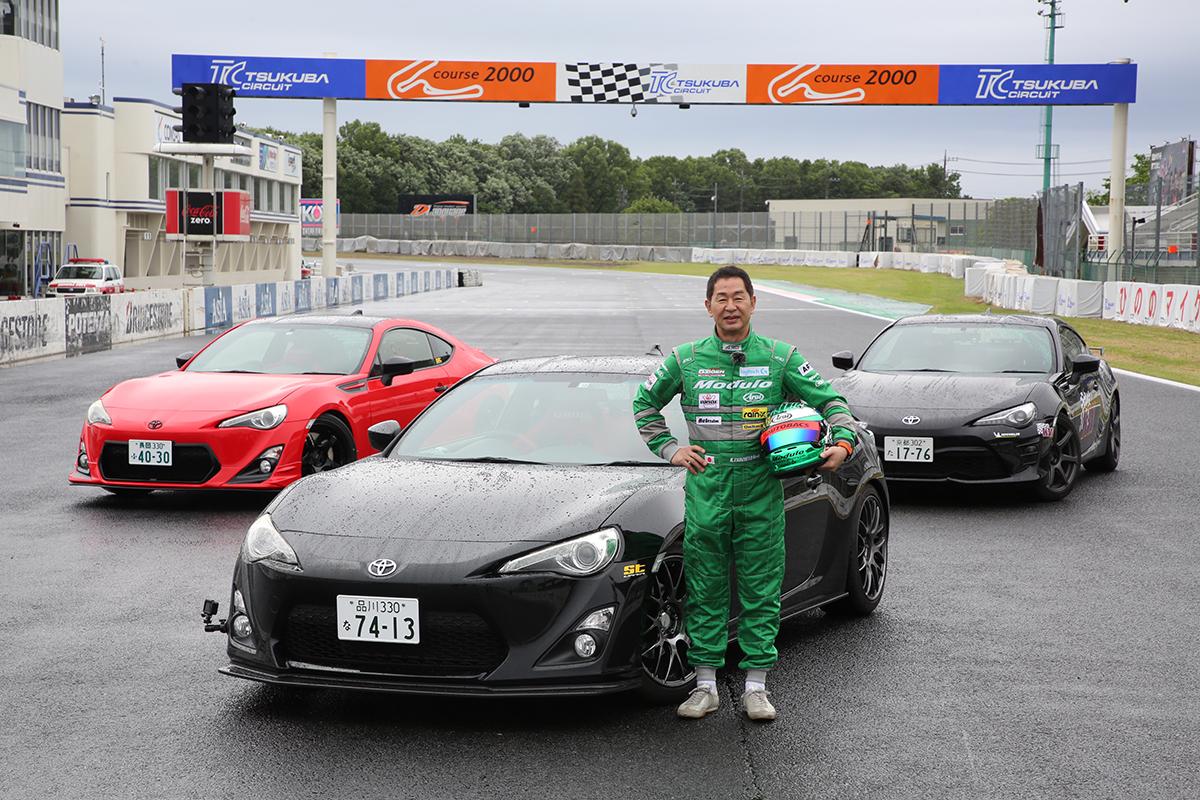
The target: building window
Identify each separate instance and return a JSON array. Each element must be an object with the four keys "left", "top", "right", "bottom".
[
  {"left": 188, "top": 163, "right": 201, "bottom": 188},
  {"left": 148, "top": 156, "right": 160, "bottom": 200},
  {"left": 24, "top": 102, "right": 60, "bottom": 173},
  {"left": 949, "top": 224, "right": 965, "bottom": 236},
  {"left": 1, "top": 0, "right": 17, "bottom": 37},
  {"left": 254, "top": 177, "right": 265, "bottom": 211},
  {"left": 0, "top": 119, "right": 24, "bottom": 179}
]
